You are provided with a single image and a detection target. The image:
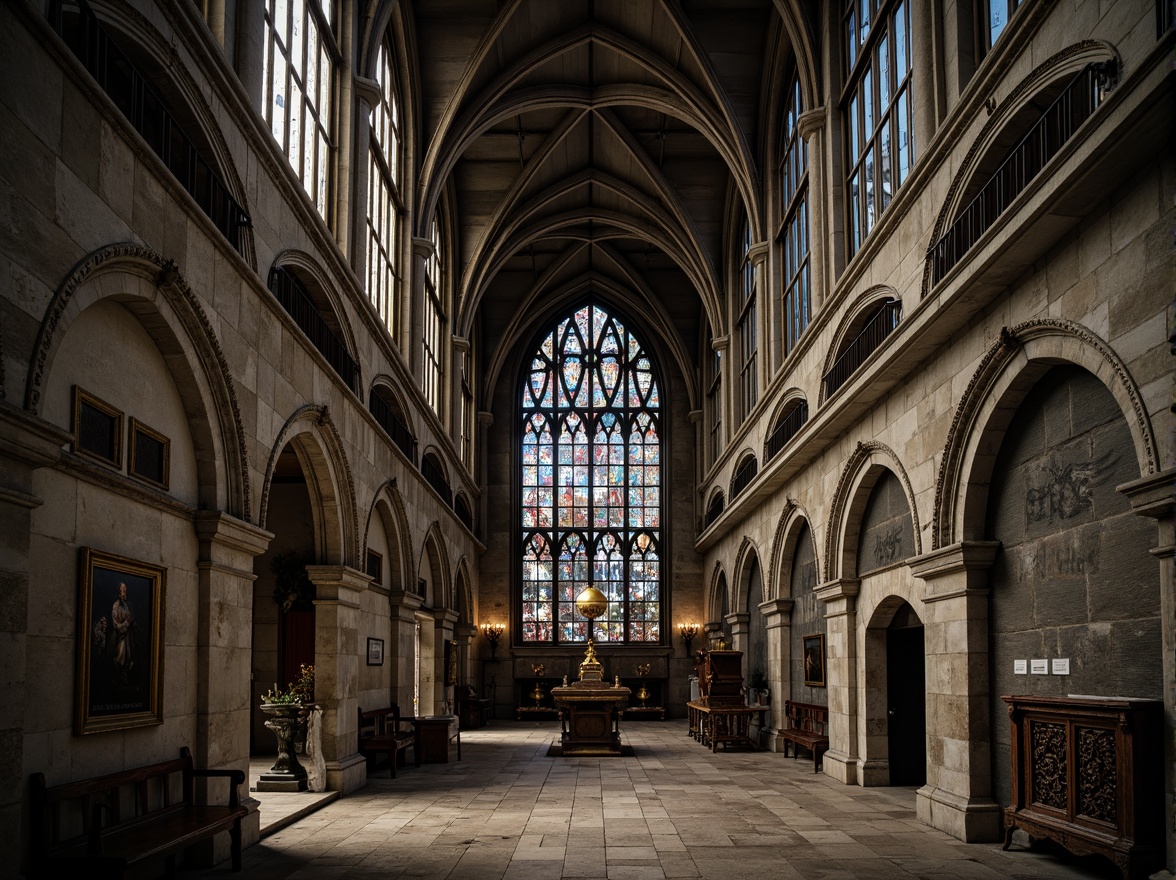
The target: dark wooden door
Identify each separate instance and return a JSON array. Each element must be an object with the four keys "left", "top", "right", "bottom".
[
  {"left": 281, "top": 608, "right": 316, "bottom": 688},
  {"left": 886, "top": 625, "right": 926, "bottom": 786}
]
